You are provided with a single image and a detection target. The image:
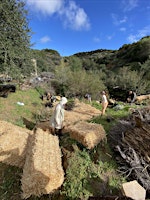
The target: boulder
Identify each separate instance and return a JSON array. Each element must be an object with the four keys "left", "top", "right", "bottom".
[{"left": 122, "top": 180, "right": 146, "bottom": 200}]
